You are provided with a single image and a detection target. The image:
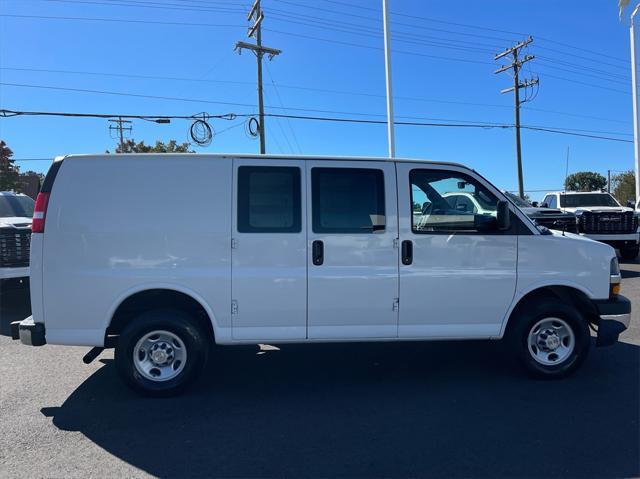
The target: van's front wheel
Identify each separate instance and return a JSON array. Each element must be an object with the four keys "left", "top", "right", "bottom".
[
  {"left": 508, "top": 298, "right": 590, "bottom": 378},
  {"left": 114, "top": 309, "right": 208, "bottom": 396}
]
